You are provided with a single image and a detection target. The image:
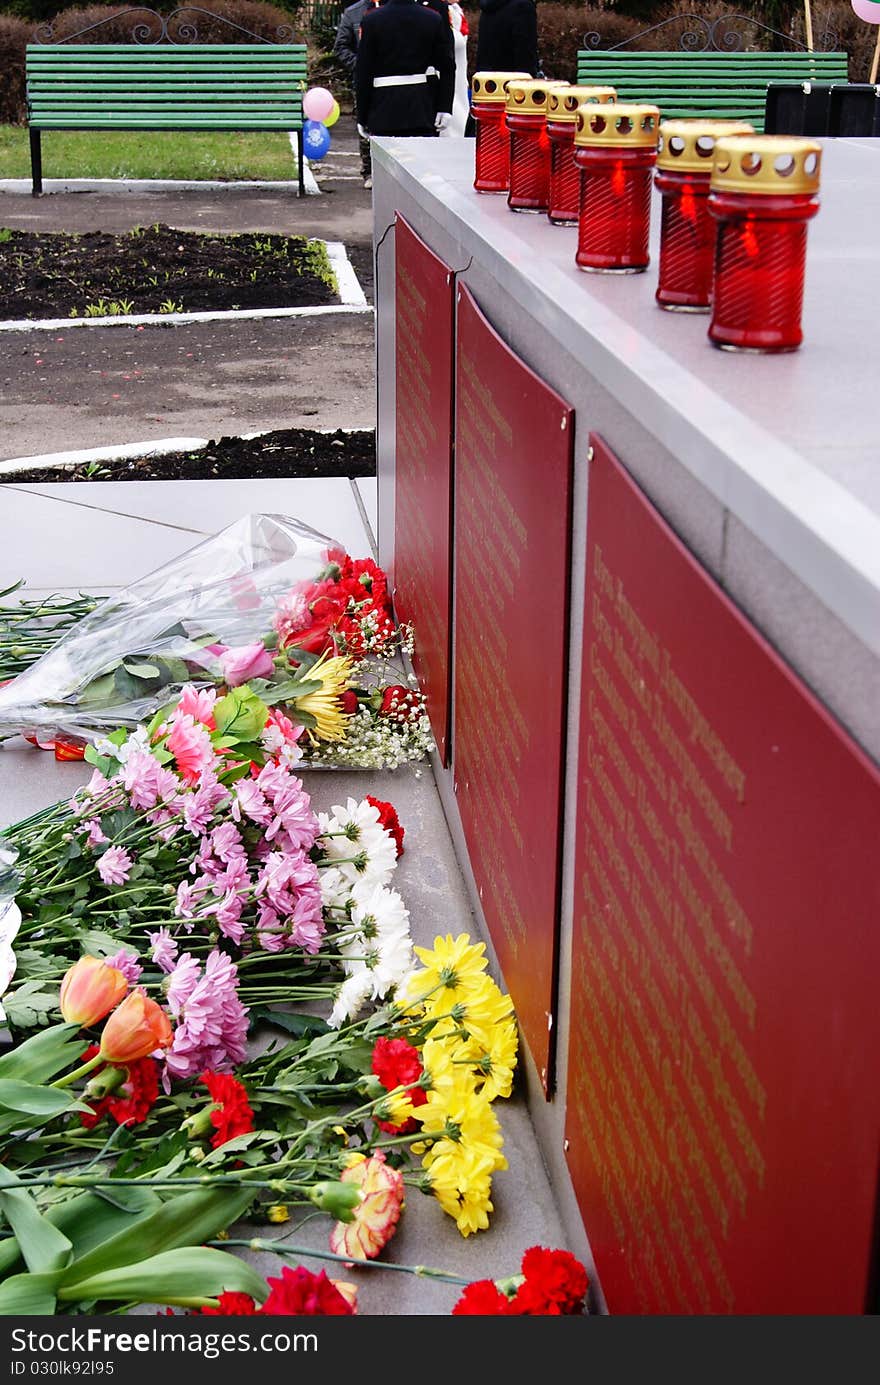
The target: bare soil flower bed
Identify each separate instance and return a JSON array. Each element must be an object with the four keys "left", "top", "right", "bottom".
[
  {"left": 5, "top": 426, "right": 376, "bottom": 481},
  {"left": 0, "top": 223, "right": 340, "bottom": 319}
]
